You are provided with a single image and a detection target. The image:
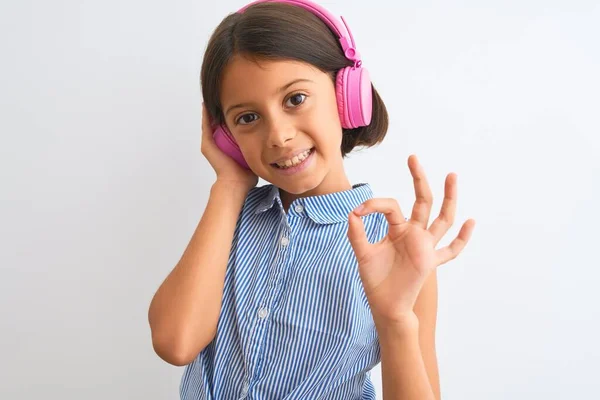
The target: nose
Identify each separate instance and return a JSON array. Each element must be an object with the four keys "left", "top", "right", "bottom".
[{"left": 265, "top": 115, "right": 296, "bottom": 148}]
